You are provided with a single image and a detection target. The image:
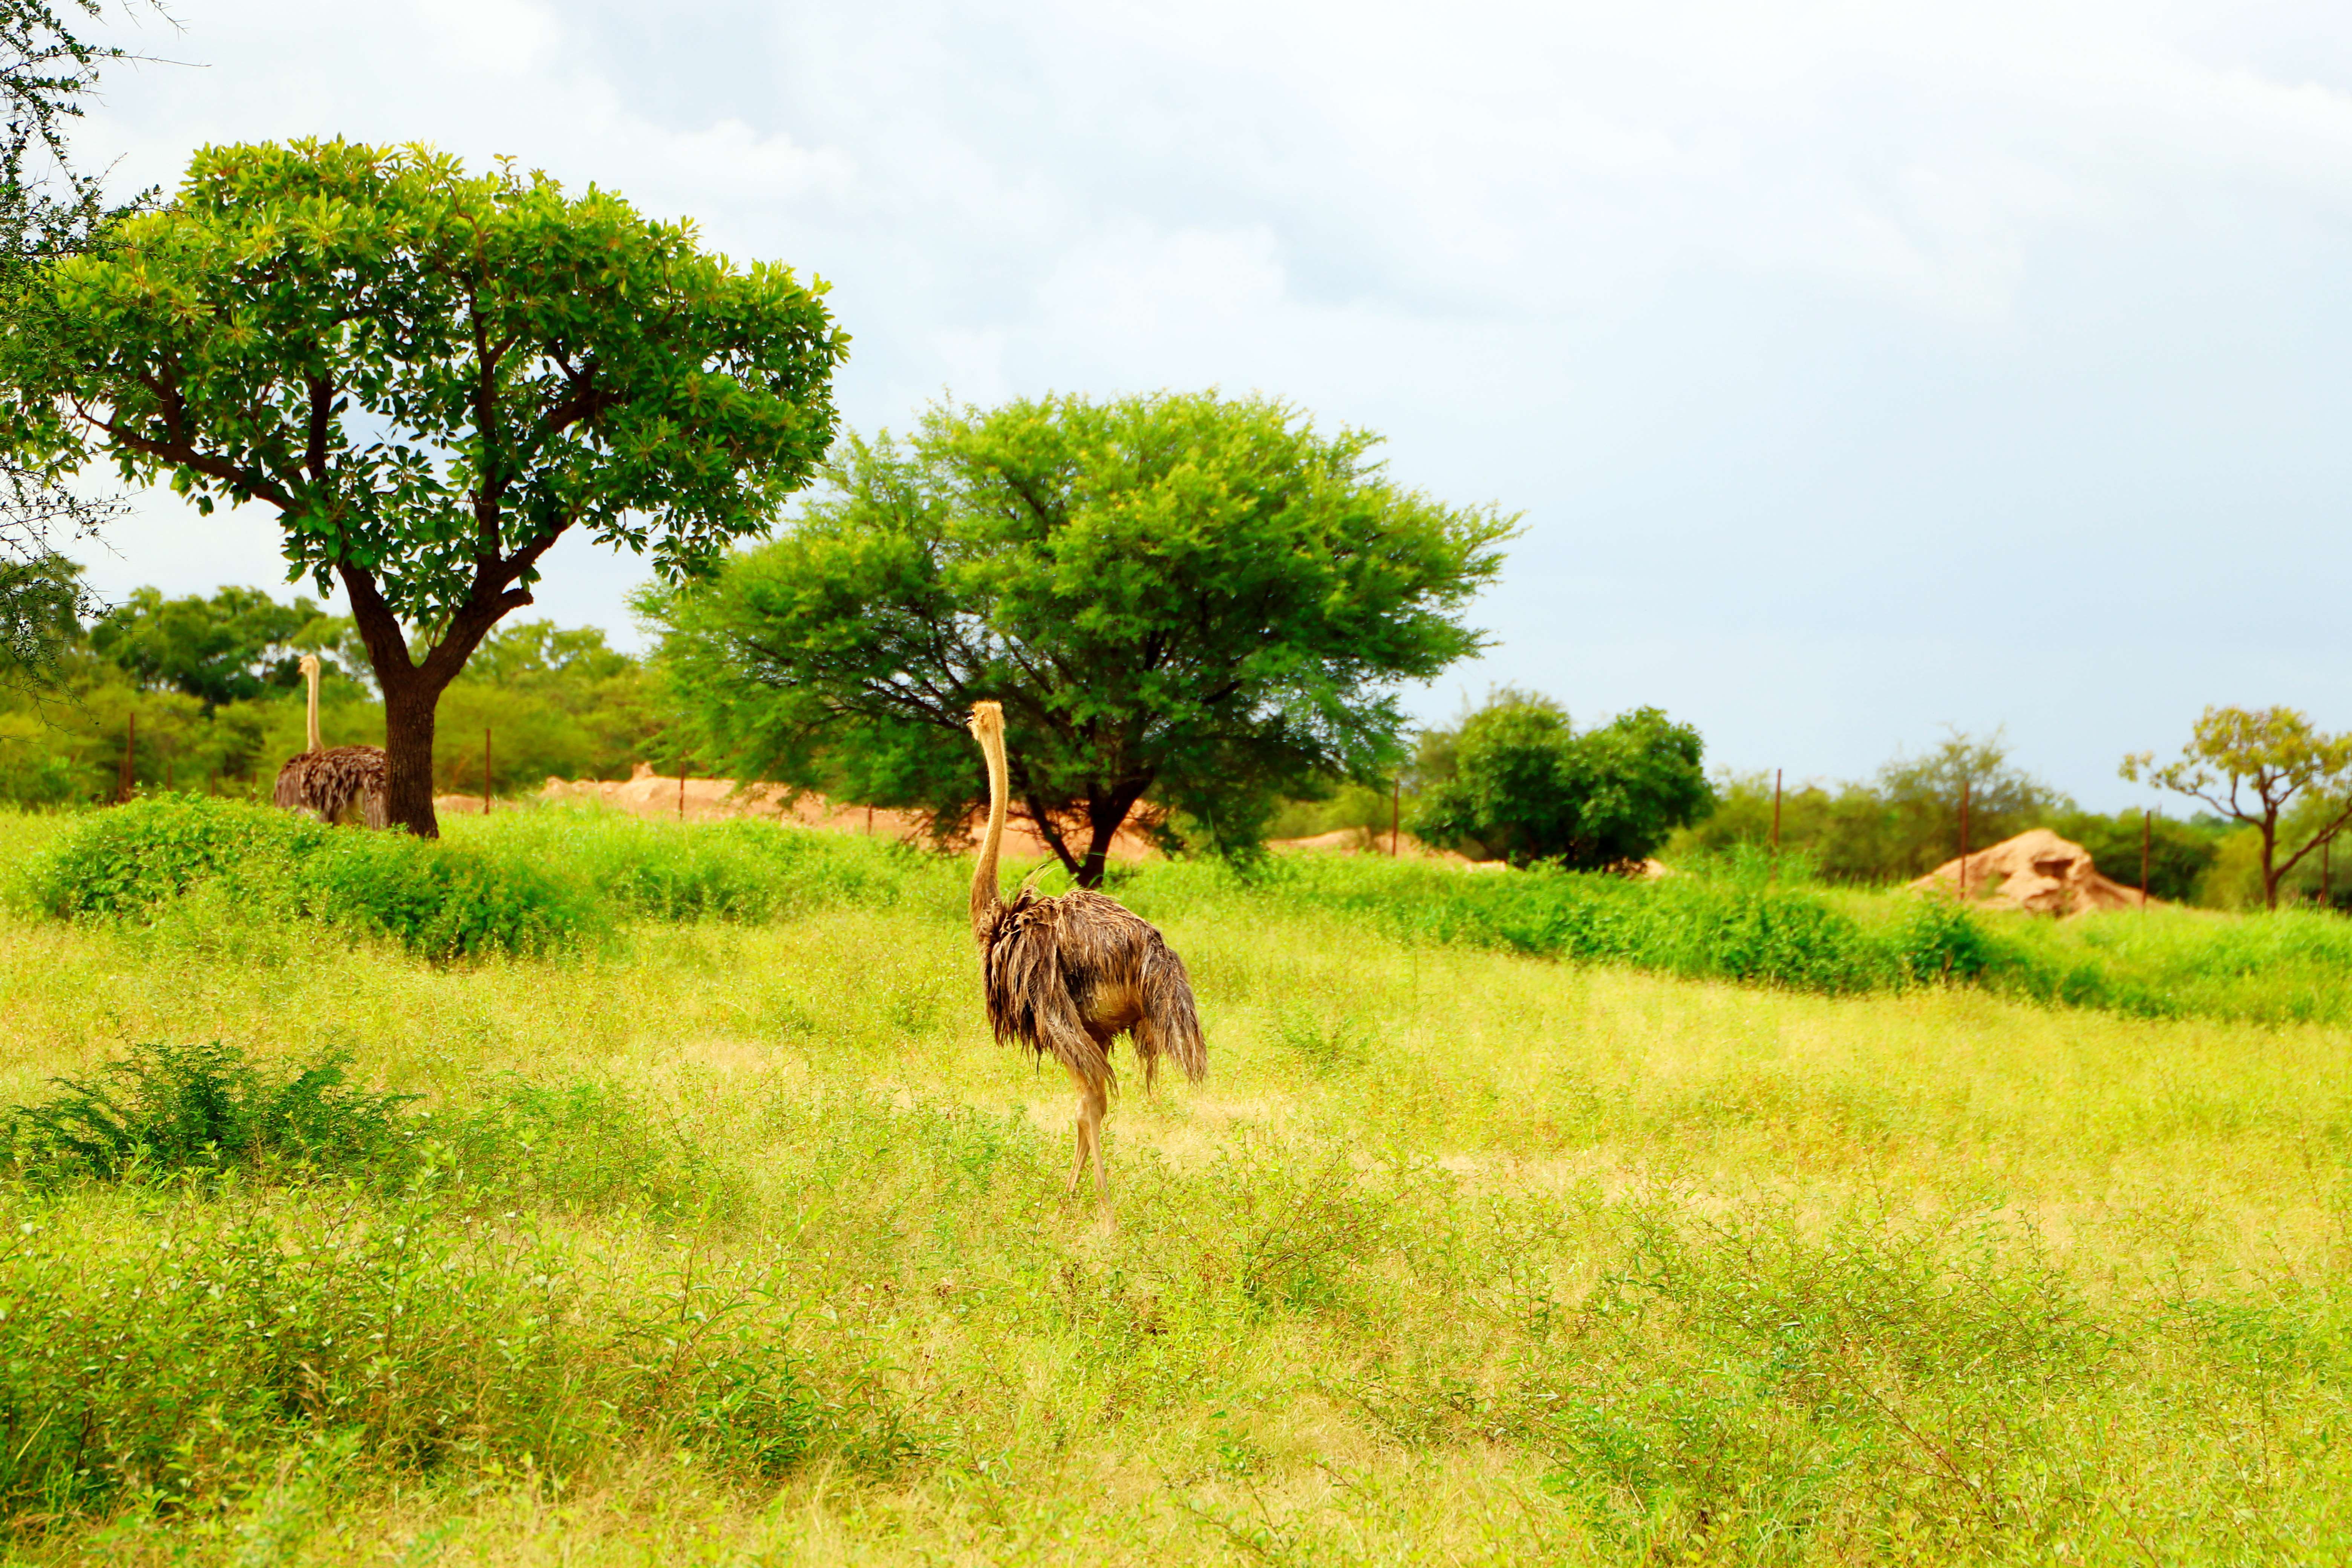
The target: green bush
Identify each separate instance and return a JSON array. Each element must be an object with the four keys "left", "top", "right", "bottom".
[
  {"left": 18, "top": 796, "right": 606, "bottom": 958},
  {"left": 10, "top": 1040, "right": 416, "bottom": 1183},
  {"left": 2049, "top": 808, "right": 2222, "bottom": 903},
  {"left": 20, "top": 793, "right": 326, "bottom": 920},
  {"left": 300, "top": 829, "right": 603, "bottom": 959},
  {"left": 446, "top": 806, "right": 945, "bottom": 923},
  {"left": 1246, "top": 854, "right": 1900, "bottom": 994}
]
